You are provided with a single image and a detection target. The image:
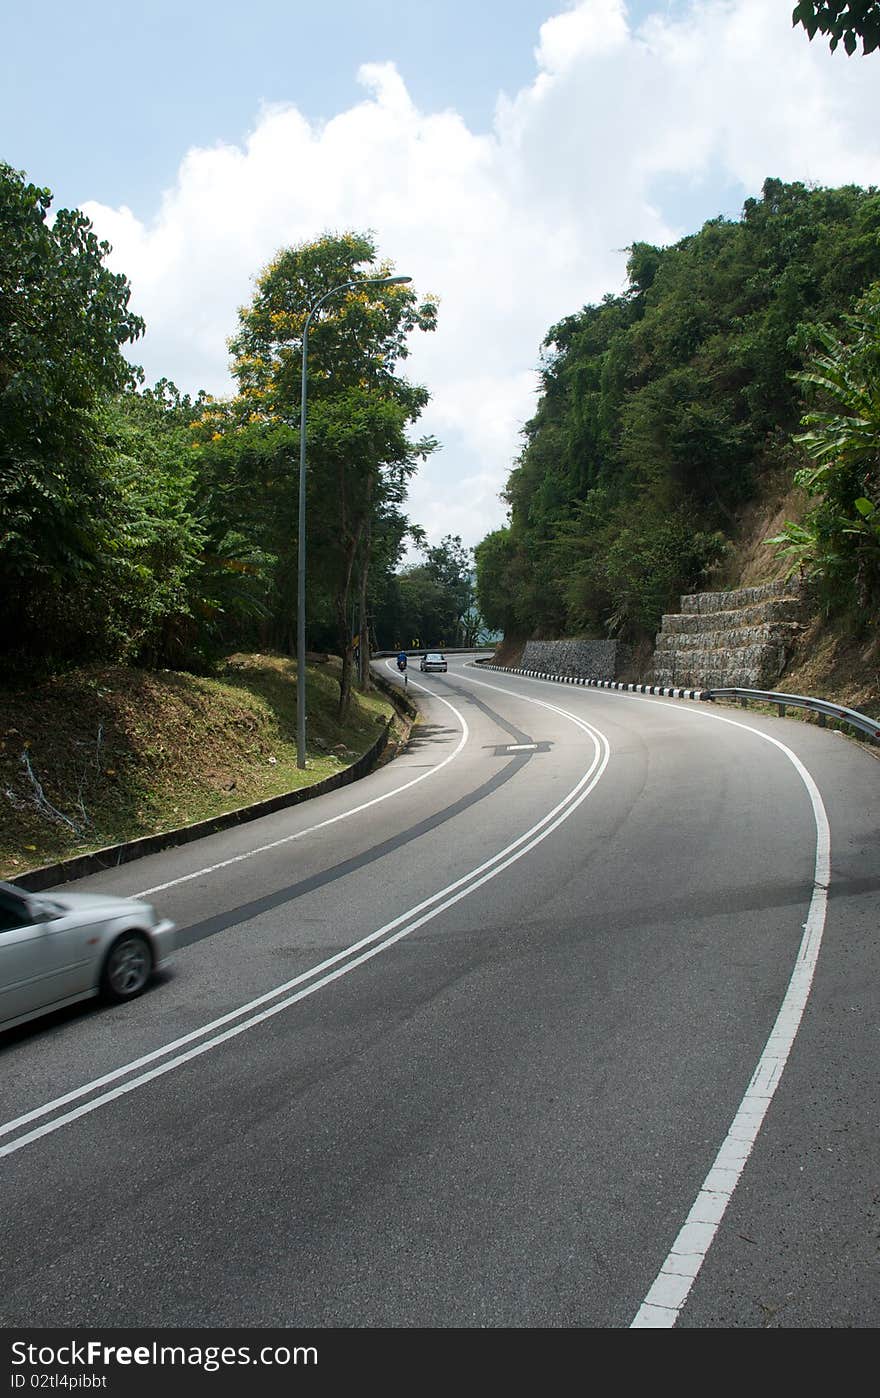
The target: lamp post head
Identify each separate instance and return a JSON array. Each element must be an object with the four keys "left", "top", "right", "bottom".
[{"left": 354, "top": 274, "right": 412, "bottom": 288}]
